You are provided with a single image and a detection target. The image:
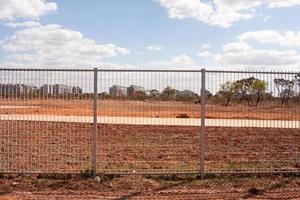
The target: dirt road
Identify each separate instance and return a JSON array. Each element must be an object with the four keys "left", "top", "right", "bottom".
[{"left": 1, "top": 114, "right": 299, "bottom": 128}]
